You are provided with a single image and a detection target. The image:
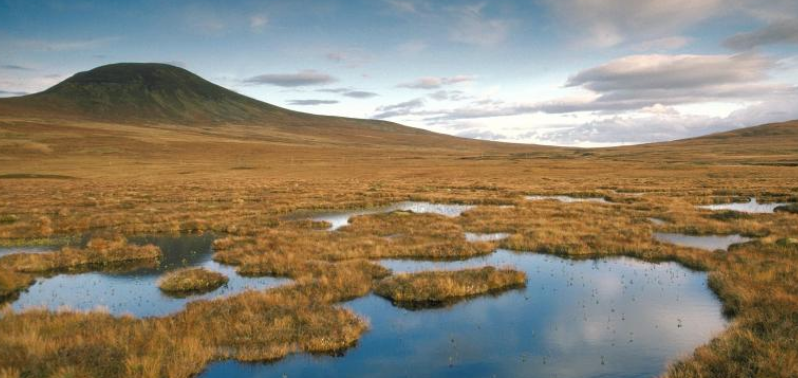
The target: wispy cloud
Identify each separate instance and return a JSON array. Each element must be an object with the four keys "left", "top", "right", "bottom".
[
  {"left": 317, "top": 87, "right": 379, "bottom": 98},
  {"left": 398, "top": 75, "right": 475, "bottom": 89},
  {"left": 249, "top": 14, "right": 269, "bottom": 32},
  {"left": 545, "top": 0, "right": 721, "bottom": 48},
  {"left": 9, "top": 37, "right": 117, "bottom": 52},
  {"left": 325, "top": 49, "right": 371, "bottom": 67},
  {"left": 448, "top": 3, "right": 511, "bottom": 47},
  {"left": 242, "top": 70, "right": 337, "bottom": 87},
  {"left": 0, "top": 64, "right": 33, "bottom": 71},
  {"left": 373, "top": 98, "right": 425, "bottom": 118},
  {"left": 725, "top": 19, "right": 798, "bottom": 50},
  {"left": 287, "top": 99, "right": 339, "bottom": 106},
  {"left": 378, "top": 53, "right": 788, "bottom": 124},
  {"left": 0, "top": 89, "right": 27, "bottom": 97}
]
